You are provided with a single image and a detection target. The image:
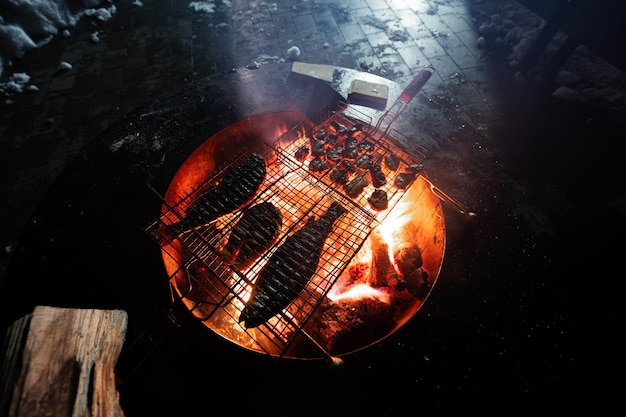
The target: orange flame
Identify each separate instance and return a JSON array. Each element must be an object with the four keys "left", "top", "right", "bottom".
[
  {"left": 377, "top": 199, "right": 416, "bottom": 275},
  {"left": 328, "top": 283, "right": 391, "bottom": 304}
]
